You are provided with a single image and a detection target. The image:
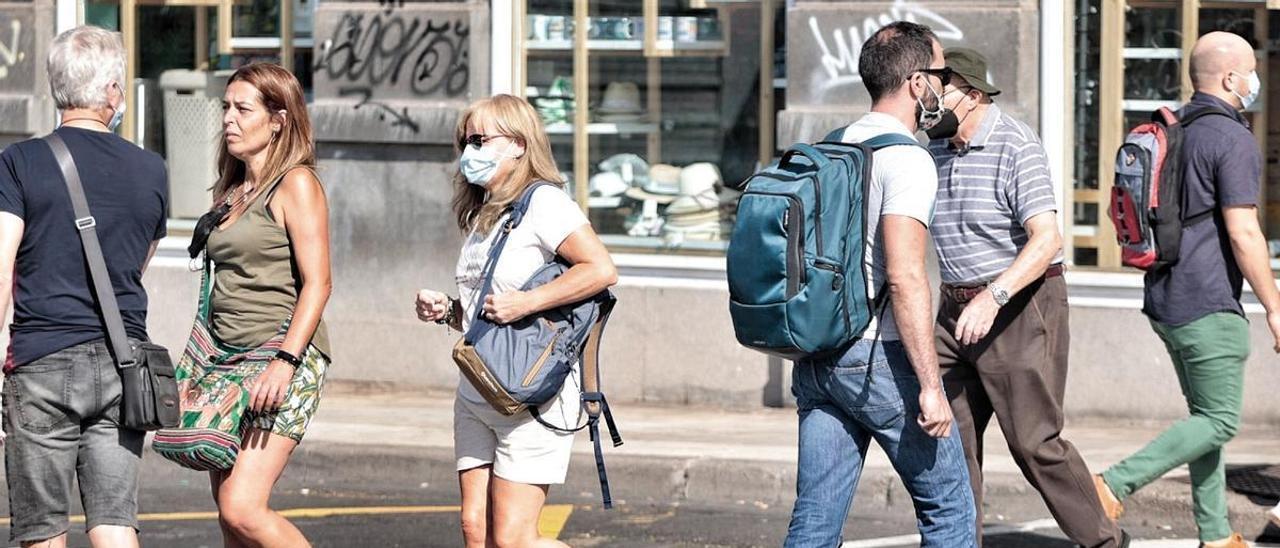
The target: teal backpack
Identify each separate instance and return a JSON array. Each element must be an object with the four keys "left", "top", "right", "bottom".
[{"left": 726, "top": 128, "right": 924, "bottom": 360}]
